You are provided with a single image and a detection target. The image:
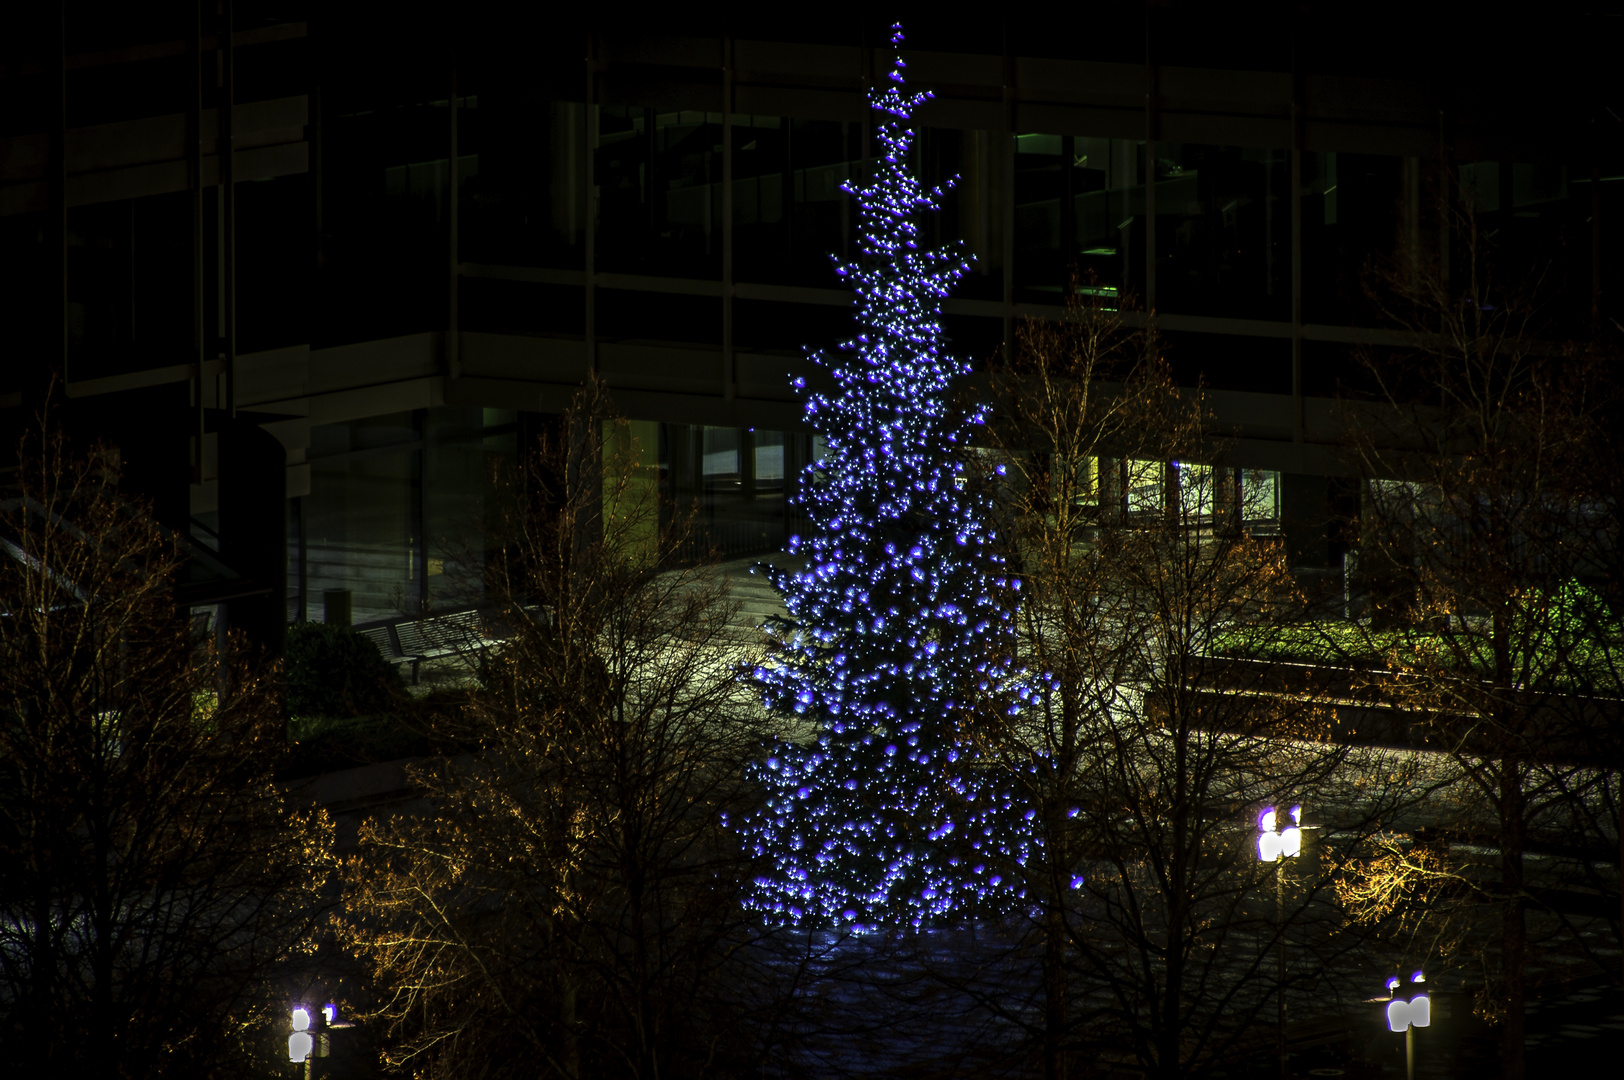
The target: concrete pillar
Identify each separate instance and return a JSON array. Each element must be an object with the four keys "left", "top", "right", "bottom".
[
  {"left": 218, "top": 418, "right": 286, "bottom": 657},
  {"left": 1279, "top": 472, "right": 1329, "bottom": 569},
  {"left": 71, "top": 386, "right": 193, "bottom": 537}
]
